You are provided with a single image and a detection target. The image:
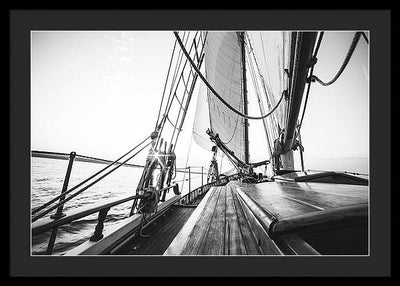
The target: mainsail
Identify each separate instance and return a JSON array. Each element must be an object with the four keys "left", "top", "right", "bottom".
[{"left": 193, "top": 32, "right": 246, "bottom": 162}]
